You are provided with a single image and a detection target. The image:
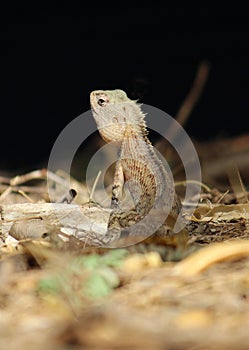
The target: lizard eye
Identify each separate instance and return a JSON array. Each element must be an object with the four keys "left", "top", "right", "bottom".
[{"left": 98, "top": 98, "right": 107, "bottom": 107}]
